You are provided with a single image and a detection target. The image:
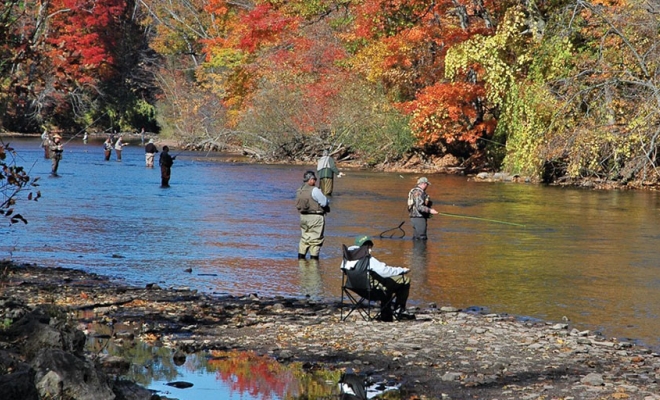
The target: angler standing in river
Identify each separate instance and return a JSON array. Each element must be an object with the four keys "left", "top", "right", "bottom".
[
  {"left": 159, "top": 146, "right": 176, "bottom": 187},
  {"left": 103, "top": 137, "right": 113, "bottom": 161},
  {"left": 296, "top": 171, "right": 329, "bottom": 260},
  {"left": 145, "top": 139, "right": 158, "bottom": 167},
  {"left": 316, "top": 149, "right": 343, "bottom": 196},
  {"left": 407, "top": 177, "right": 438, "bottom": 240},
  {"left": 49, "top": 135, "right": 64, "bottom": 176}
]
